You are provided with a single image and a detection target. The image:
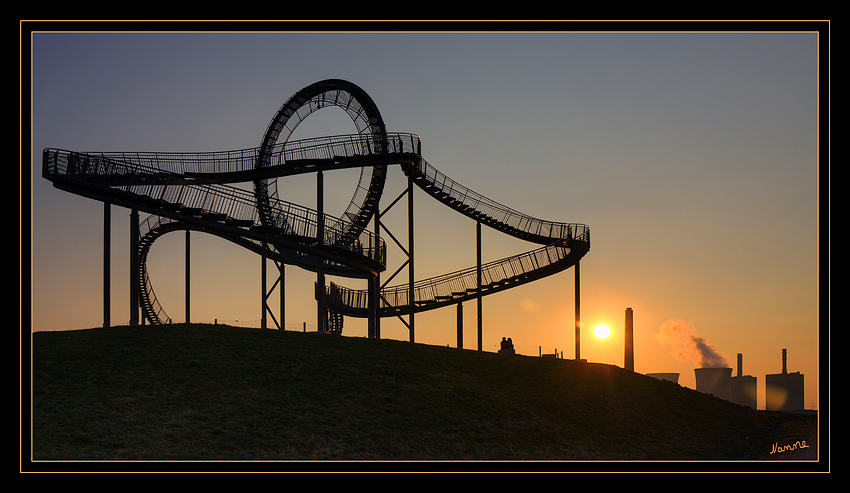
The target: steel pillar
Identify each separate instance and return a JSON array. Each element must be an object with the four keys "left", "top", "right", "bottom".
[
  {"left": 477, "top": 220, "right": 482, "bottom": 351},
  {"left": 279, "top": 261, "right": 285, "bottom": 329},
  {"left": 371, "top": 190, "right": 381, "bottom": 339},
  {"left": 457, "top": 302, "right": 463, "bottom": 349},
  {"left": 575, "top": 261, "right": 581, "bottom": 360},
  {"left": 261, "top": 244, "right": 284, "bottom": 330},
  {"left": 368, "top": 274, "right": 378, "bottom": 338},
  {"left": 316, "top": 170, "right": 326, "bottom": 333},
  {"left": 408, "top": 169, "right": 414, "bottom": 343},
  {"left": 129, "top": 209, "right": 139, "bottom": 326},
  {"left": 185, "top": 230, "right": 190, "bottom": 323},
  {"left": 371, "top": 165, "right": 417, "bottom": 339},
  {"left": 103, "top": 202, "right": 110, "bottom": 328},
  {"left": 261, "top": 244, "right": 267, "bottom": 330}
]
